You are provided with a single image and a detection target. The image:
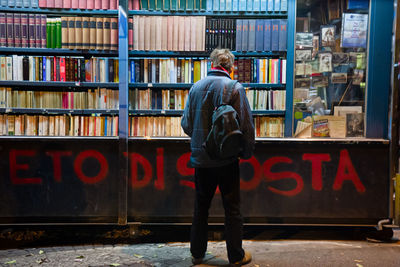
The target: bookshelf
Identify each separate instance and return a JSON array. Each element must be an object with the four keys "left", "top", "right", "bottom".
[
  {"left": 127, "top": 1, "right": 289, "bottom": 138},
  {"left": 0, "top": 4, "right": 120, "bottom": 137}
]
